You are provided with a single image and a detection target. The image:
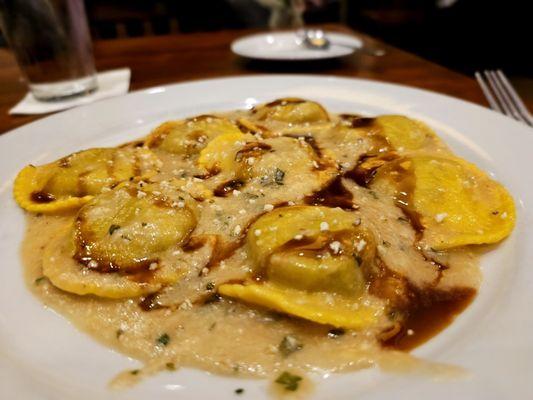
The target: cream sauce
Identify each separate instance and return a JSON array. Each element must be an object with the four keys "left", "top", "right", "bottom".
[{"left": 20, "top": 104, "right": 484, "bottom": 389}]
